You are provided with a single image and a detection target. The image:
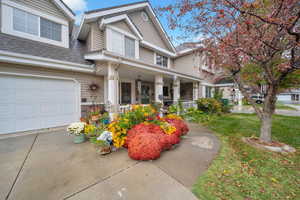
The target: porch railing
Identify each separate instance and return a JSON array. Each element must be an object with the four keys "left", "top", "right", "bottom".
[{"left": 119, "top": 104, "right": 150, "bottom": 114}]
